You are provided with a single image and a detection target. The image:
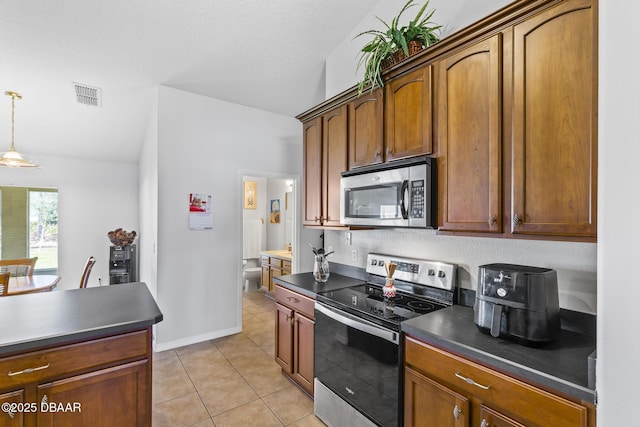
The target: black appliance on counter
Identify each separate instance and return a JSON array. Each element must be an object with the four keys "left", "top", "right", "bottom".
[
  {"left": 314, "top": 253, "right": 457, "bottom": 427},
  {"left": 109, "top": 244, "right": 138, "bottom": 284},
  {"left": 474, "top": 263, "right": 560, "bottom": 345}
]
